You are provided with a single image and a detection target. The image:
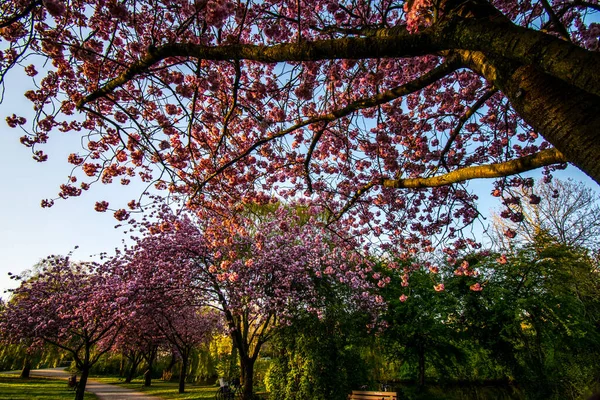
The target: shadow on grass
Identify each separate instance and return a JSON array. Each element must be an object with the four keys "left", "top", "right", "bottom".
[{"left": 0, "top": 373, "right": 96, "bottom": 400}]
